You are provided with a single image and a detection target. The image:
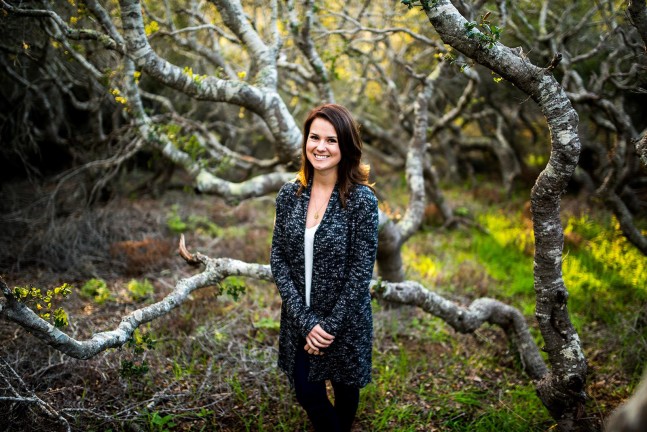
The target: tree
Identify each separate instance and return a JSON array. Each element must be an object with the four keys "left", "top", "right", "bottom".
[
  {"left": 1, "top": 0, "right": 646, "bottom": 431},
  {"left": 405, "top": 0, "right": 645, "bottom": 430}
]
